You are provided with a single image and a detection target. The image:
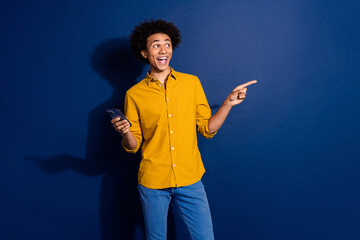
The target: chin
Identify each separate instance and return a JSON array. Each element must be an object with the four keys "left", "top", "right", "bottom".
[{"left": 156, "top": 65, "right": 170, "bottom": 72}]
